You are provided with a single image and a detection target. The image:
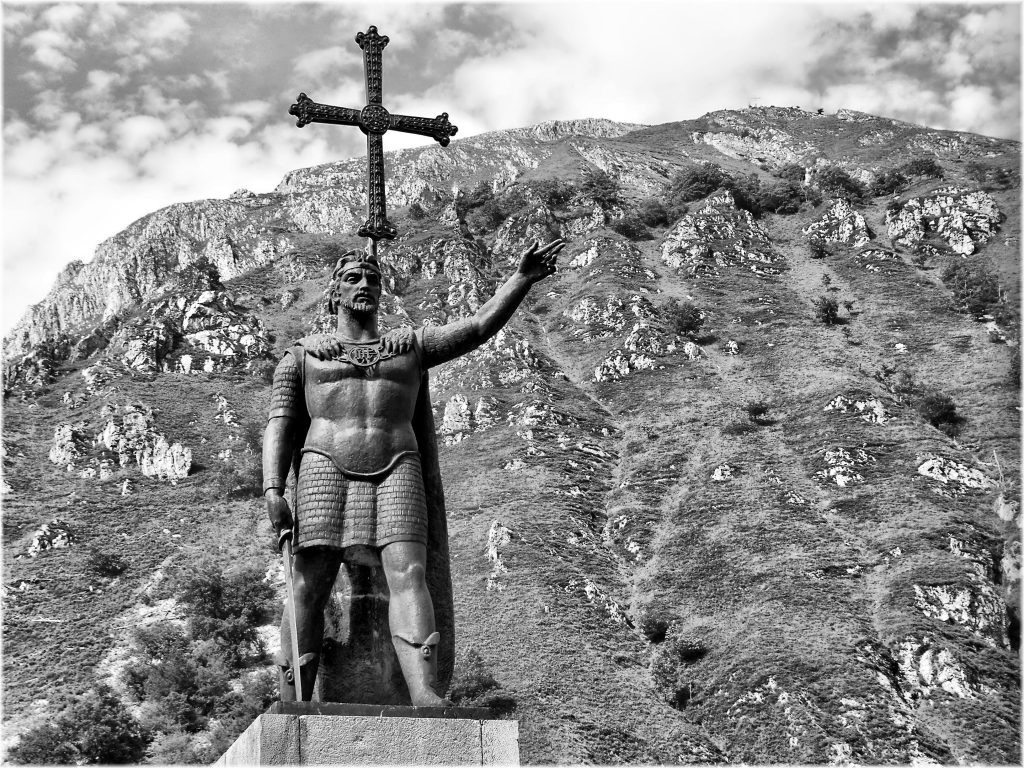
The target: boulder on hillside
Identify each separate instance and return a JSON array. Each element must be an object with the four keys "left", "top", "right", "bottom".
[
  {"left": 803, "top": 199, "right": 872, "bottom": 247},
  {"left": 48, "top": 423, "right": 89, "bottom": 469},
  {"left": 96, "top": 403, "right": 192, "bottom": 482},
  {"left": 661, "top": 190, "right": 783, "bottom": 277},
  {"left": 887, "top": 186, "right": 1003, "bottom": 256}
]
